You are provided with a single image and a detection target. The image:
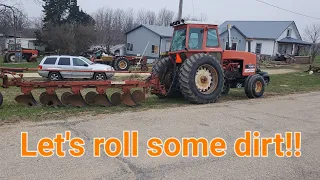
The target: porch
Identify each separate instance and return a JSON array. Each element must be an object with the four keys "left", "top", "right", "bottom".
[{"left": 278, "top": 37, "right": 311, "bottom": 56}]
